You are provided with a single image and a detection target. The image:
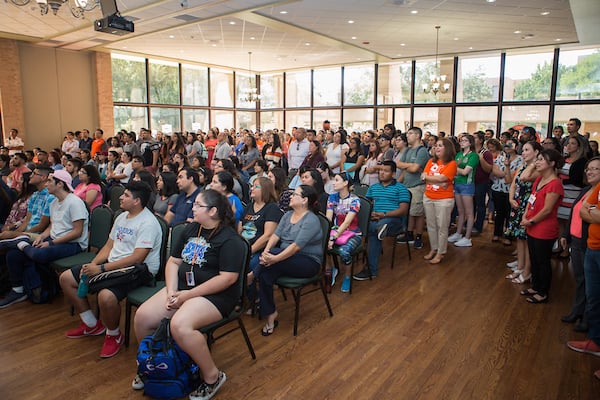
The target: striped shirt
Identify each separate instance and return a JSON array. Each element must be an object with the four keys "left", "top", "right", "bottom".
[{"left": 366, "top": 180, "right": 410, "bottom": 213}]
